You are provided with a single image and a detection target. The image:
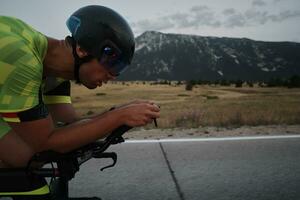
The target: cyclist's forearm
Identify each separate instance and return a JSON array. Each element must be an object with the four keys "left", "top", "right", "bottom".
[
  {"left": 74, "top": 107, "right": 113, "bottom": 121},
  {"left": 44, "top": 109, "right": 124, "bottom": 153},
  {"left": 47, "top": 104, "right": 79, "bottom": 124}
]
